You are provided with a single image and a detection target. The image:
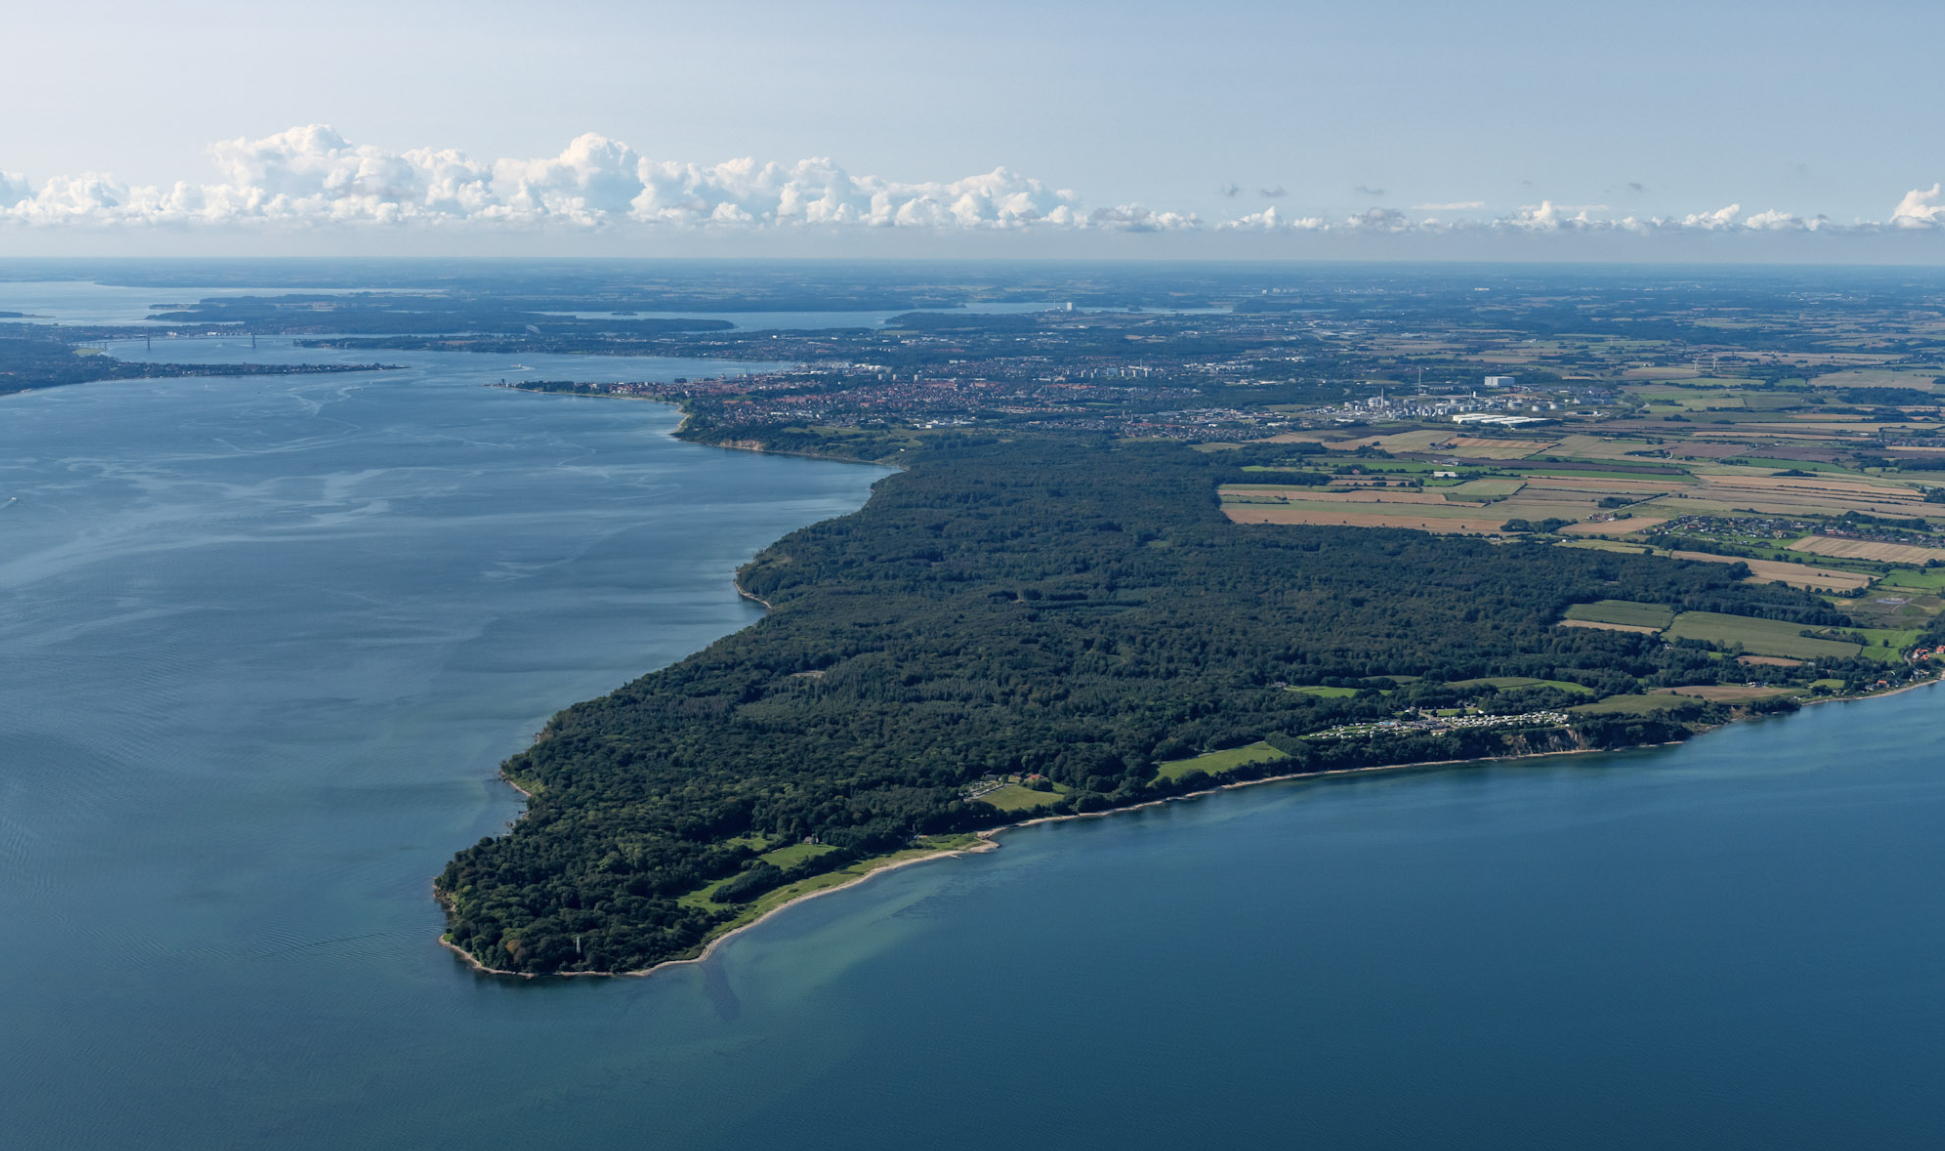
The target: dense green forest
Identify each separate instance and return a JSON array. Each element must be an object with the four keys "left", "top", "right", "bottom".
[{"left": 436, "top": 435, "right": 1854, "bottom": 974}]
